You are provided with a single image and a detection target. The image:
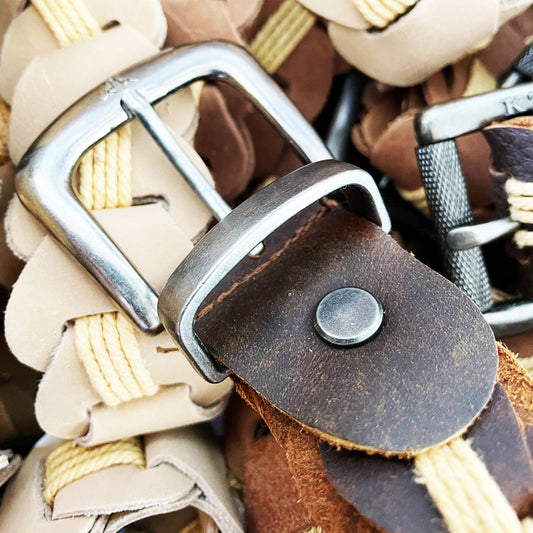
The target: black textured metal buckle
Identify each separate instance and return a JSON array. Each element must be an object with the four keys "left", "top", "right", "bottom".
[{"left": 414, "top": 47, "right": 533, "bottom": 336}]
